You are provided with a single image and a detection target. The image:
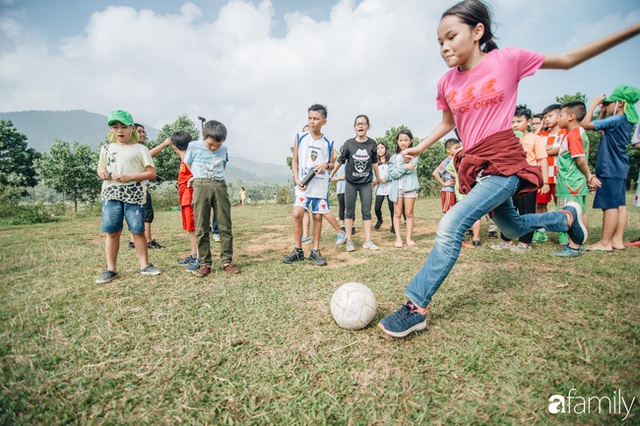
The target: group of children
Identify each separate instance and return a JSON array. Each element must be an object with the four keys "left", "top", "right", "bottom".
[
  {"left": 96, "top": 110, "right": 240, "bottom": 284},
  {"left": 95, "top": 0, "right": 639, "bottom": 341}
]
